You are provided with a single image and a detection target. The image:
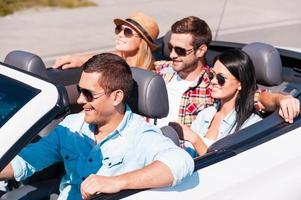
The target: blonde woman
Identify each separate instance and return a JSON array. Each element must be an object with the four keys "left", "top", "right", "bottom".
[{"left": 53, "top": 12, "right": 159, "bottom": 71}]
